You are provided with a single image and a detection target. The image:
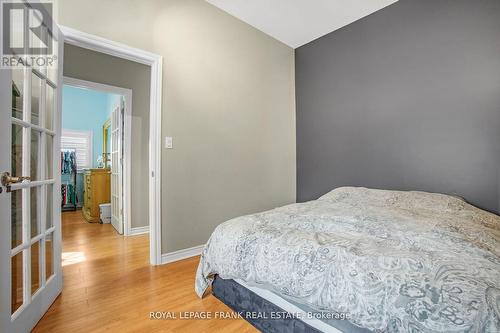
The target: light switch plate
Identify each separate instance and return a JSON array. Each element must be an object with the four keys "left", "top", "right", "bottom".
[{"left": 165, "top": 136, "right": 173, "bottom": 149}]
